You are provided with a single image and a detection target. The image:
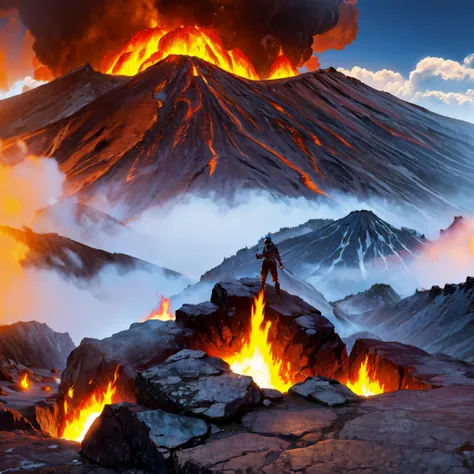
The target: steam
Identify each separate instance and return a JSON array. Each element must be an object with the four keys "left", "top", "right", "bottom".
[{"left": 2, "top": 0, "right": 358, "bottom": 80}]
